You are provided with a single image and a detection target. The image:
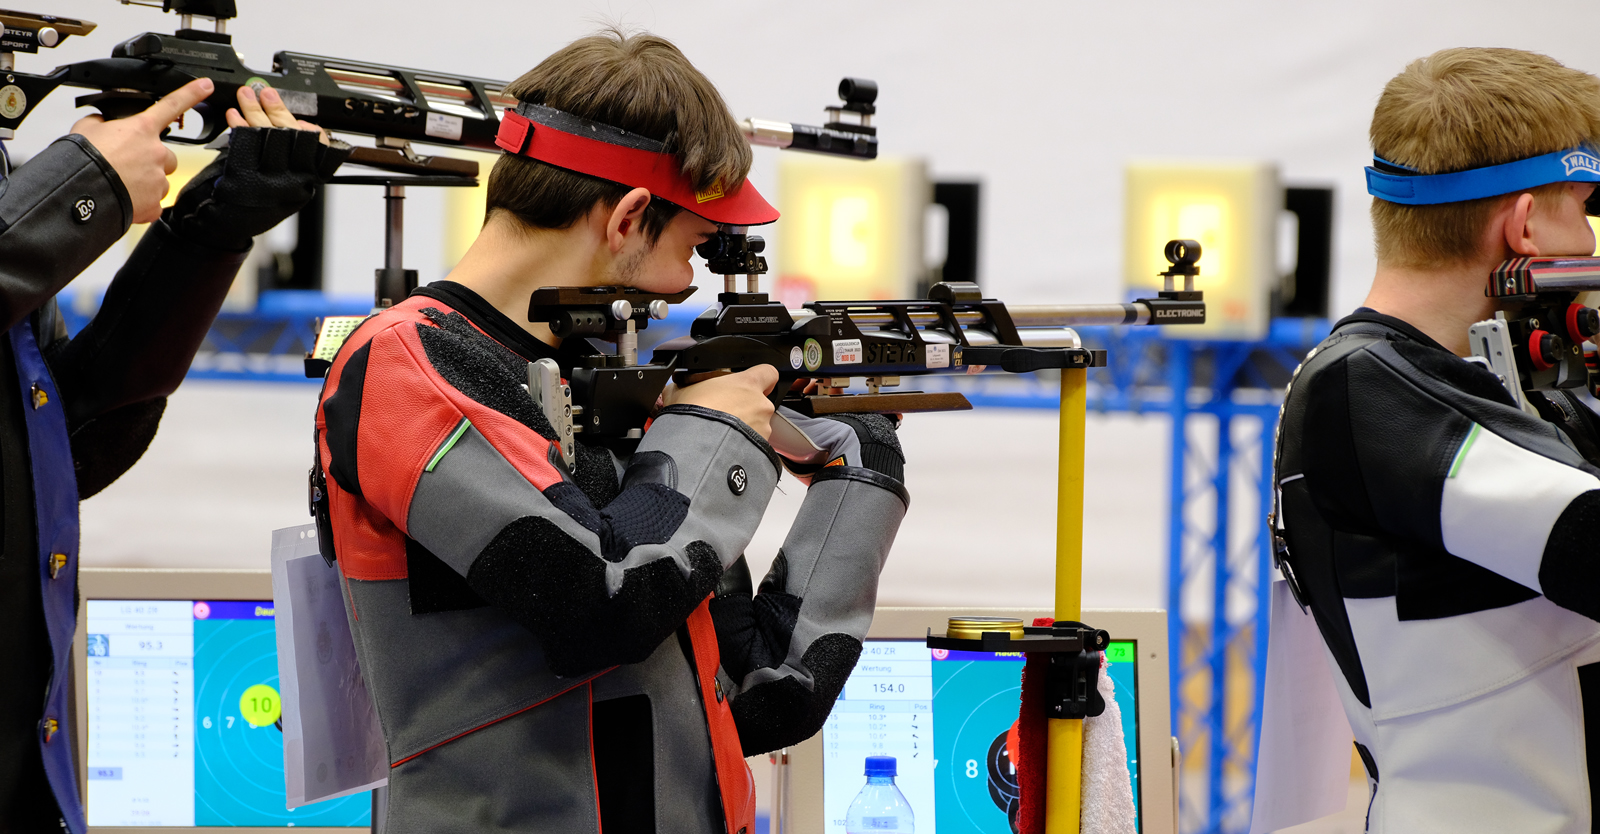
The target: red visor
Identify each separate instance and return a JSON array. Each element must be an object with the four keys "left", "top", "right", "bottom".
[{"left": 495, "top": 108, "right": 778, "bottom": 226}]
